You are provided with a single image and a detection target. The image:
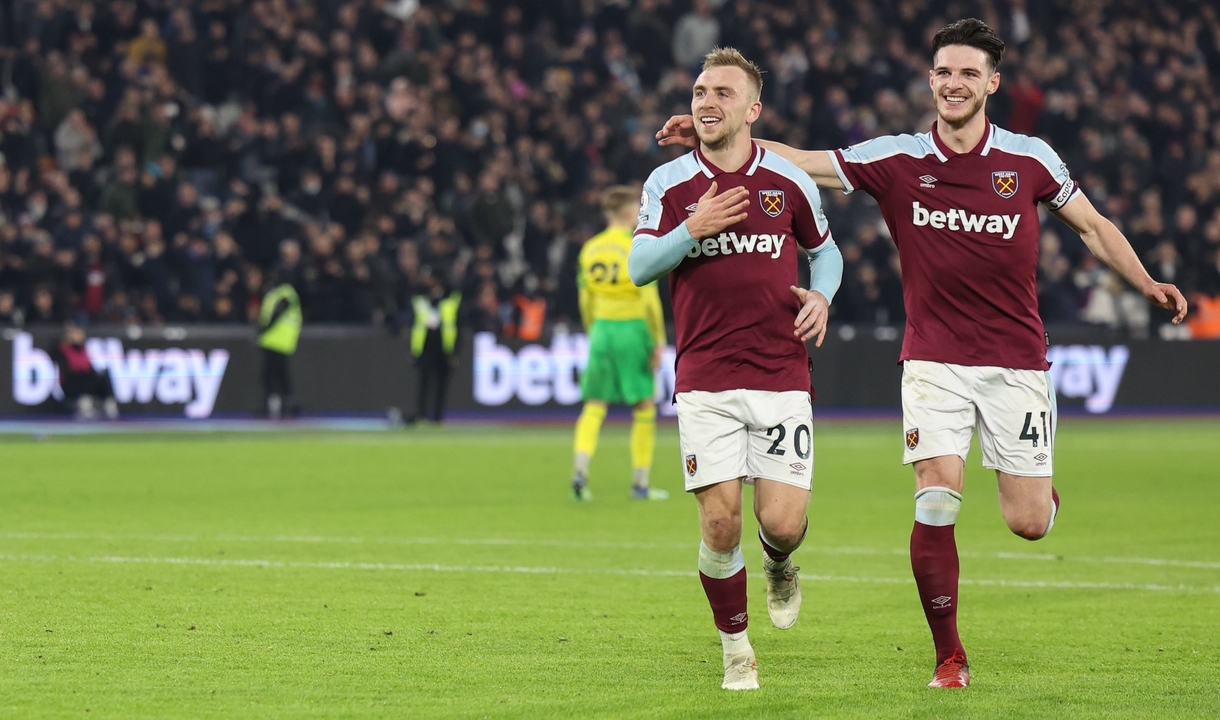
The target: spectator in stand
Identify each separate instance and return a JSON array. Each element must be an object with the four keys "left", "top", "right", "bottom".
[
  {"left": 0, "top": 0, "right": 1216, "bottom": 339},
  {"left": 0, "top": 291, "right": 23, "bottom": 327},
  {"left": 673, "top": 0, "right": 720, "bottom": 70}
]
